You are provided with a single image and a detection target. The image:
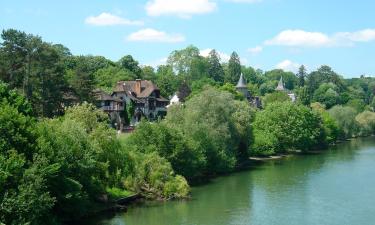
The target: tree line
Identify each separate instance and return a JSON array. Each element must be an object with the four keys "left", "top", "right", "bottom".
[{"left": 1, "top": 29, "right": 375, "bottom": 224}]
